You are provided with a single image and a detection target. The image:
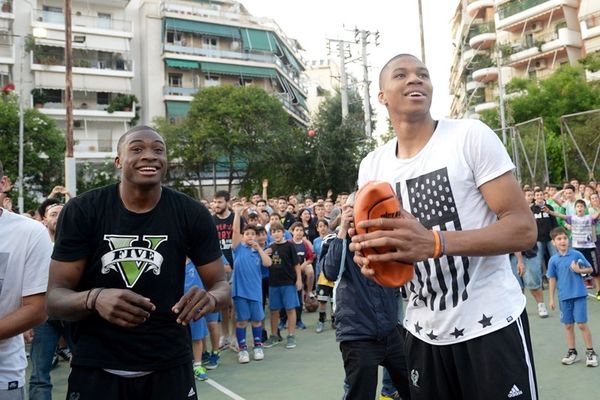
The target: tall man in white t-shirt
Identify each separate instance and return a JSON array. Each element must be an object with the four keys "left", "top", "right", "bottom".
[
  {"left": 350, "top": 55, "right": 539, "bottom": 400},
  {"left": 0, "top": 160, "right": 53, "bottom": 399}
]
